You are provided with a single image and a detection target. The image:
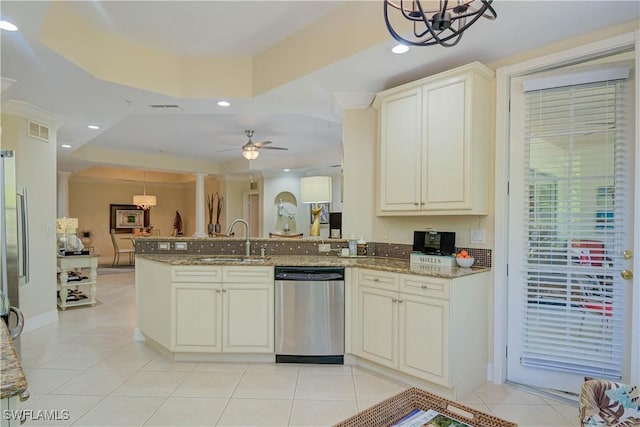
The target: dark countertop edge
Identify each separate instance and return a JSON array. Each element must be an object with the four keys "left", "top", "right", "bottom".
[
  {"left": 136, "top": 254, "right": 490, "bottom": 279},
  {"left": 132, "top": 236, "right": 348, "bottom": 242},
  {"left": 0, "top": 322, "right": 28, "bottom": 400}
]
